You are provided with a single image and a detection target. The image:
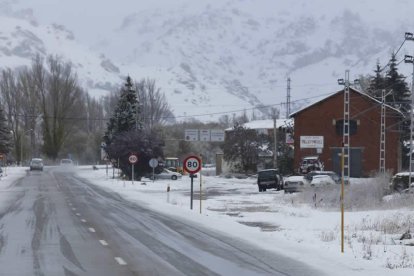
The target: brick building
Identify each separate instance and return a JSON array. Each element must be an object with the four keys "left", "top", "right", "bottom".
[{"left": 290, "top": 88, "right": 403, "bottom": 177}]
